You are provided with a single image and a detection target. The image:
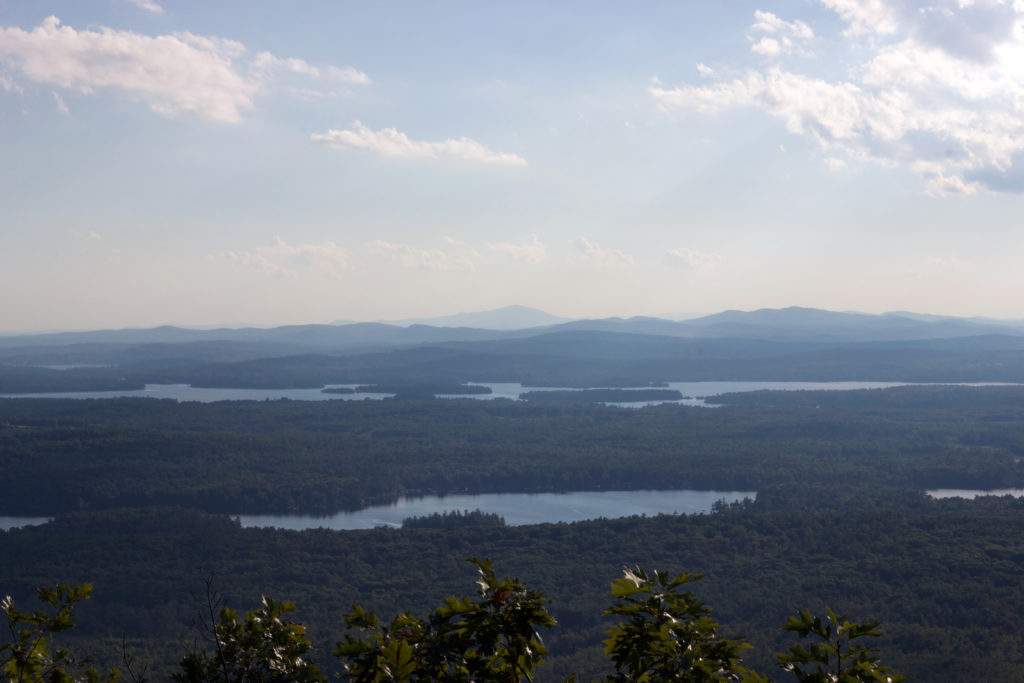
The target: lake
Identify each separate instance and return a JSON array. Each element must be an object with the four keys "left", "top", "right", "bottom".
[
  {"left": 0, "top": 516, "right": 52, "bottom": 532},
  {"left": 0, "top": 380, "right": 962, "bottom": 404},
  {"left": 927, "top": 488, "right": 1024, "bottom": 499},
  {"left": 236, "top": 489, "right": 756, "bottom": 530}
]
